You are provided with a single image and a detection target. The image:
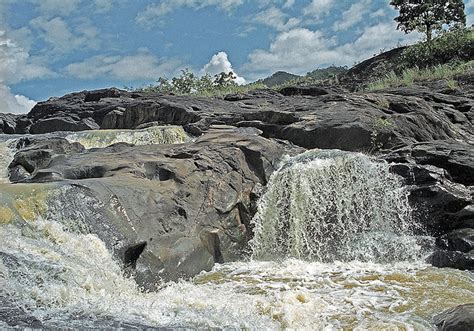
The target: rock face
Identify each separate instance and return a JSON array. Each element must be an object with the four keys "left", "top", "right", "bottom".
[
  {"left": 7, "top": 126, "right": 301, "bottom": 288},
  {"left": 4, "top": 78, "right": 473, "bottom": 152},
  {"left": 1, "top": 72, "right": 473, "bottom": 273},
  {"left": 434, "top": 304, "right": 474, "bottom": 331}
]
